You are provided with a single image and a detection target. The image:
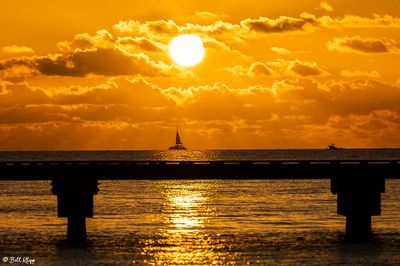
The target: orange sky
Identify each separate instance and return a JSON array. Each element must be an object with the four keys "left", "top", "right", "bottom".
[{"left": 1, "top": 1, "right": 400, "bottom": 149}]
